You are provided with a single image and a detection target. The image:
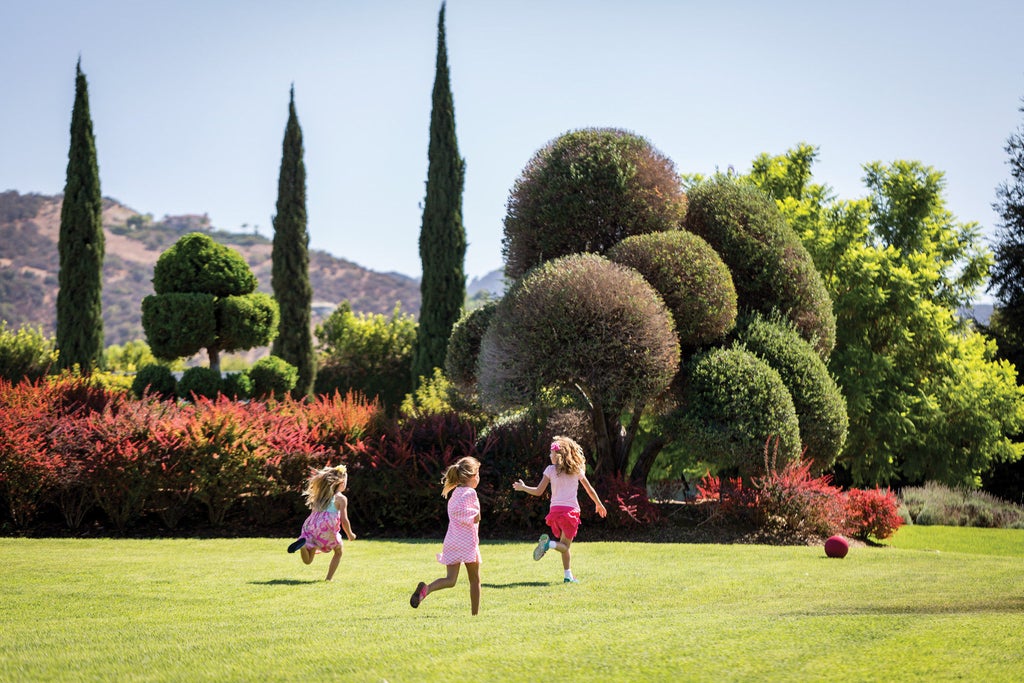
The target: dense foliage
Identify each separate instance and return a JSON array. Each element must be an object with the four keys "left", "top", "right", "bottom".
[
  {"left": 0, "top": 322, "right": 57, "bottom": 382},
  {"left": 56, "top": 60, "right": 105, "bottom": 372},
  {"left": 411, "top": 3, "right": 466, "bottom": 387},
  {"left": 502, "top": 128, "right": 687, "bottom": 281},
  {"left": 142, "top": 233, "right": 279, "bottom": 373},
  {"left": 271, "top": 86, "right": 316, "bottom": 397}
]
